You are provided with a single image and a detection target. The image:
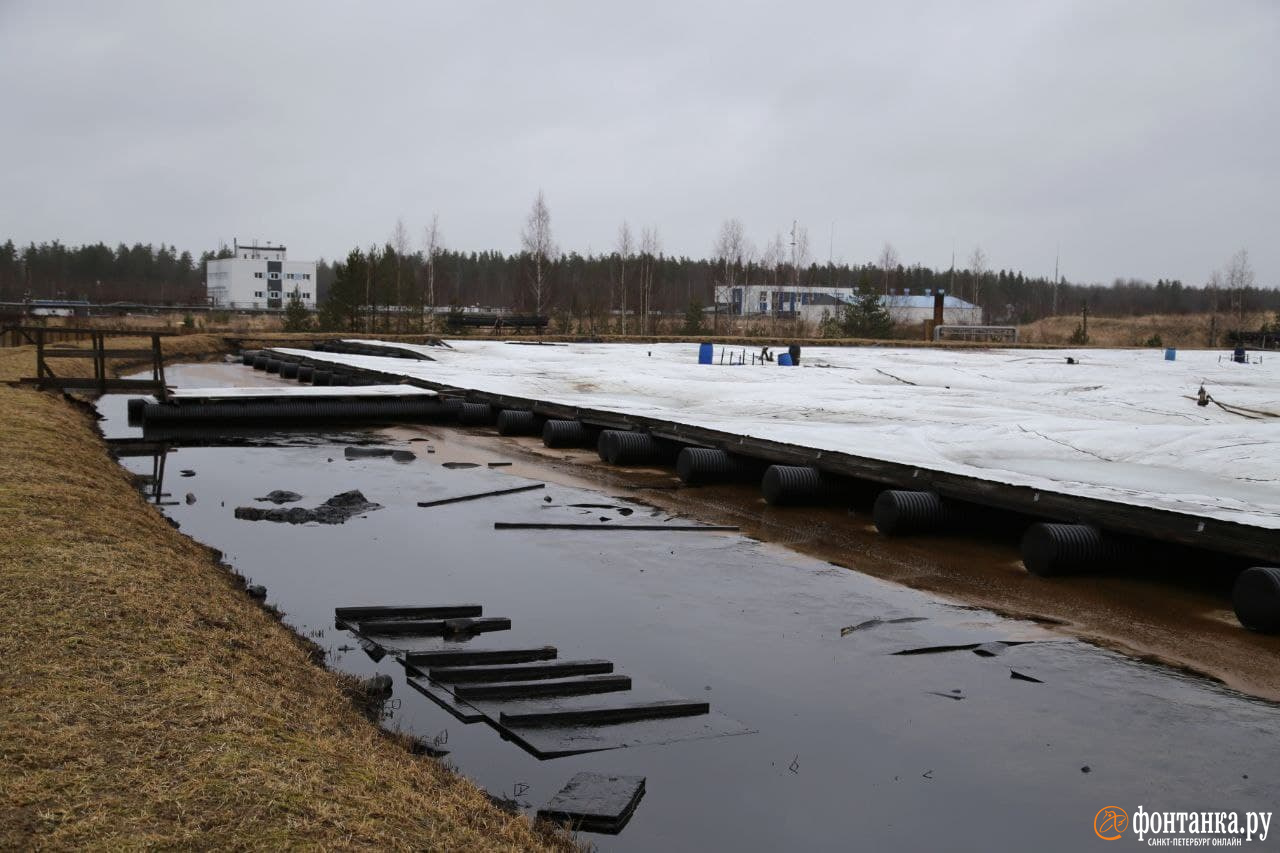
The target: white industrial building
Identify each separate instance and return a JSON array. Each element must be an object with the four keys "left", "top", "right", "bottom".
[
  {"left": 205, "top": 241, "right": 316, "bottom": 310},
  {"left": 714, "top": 284, "right": 982, "bottom": 325}
]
